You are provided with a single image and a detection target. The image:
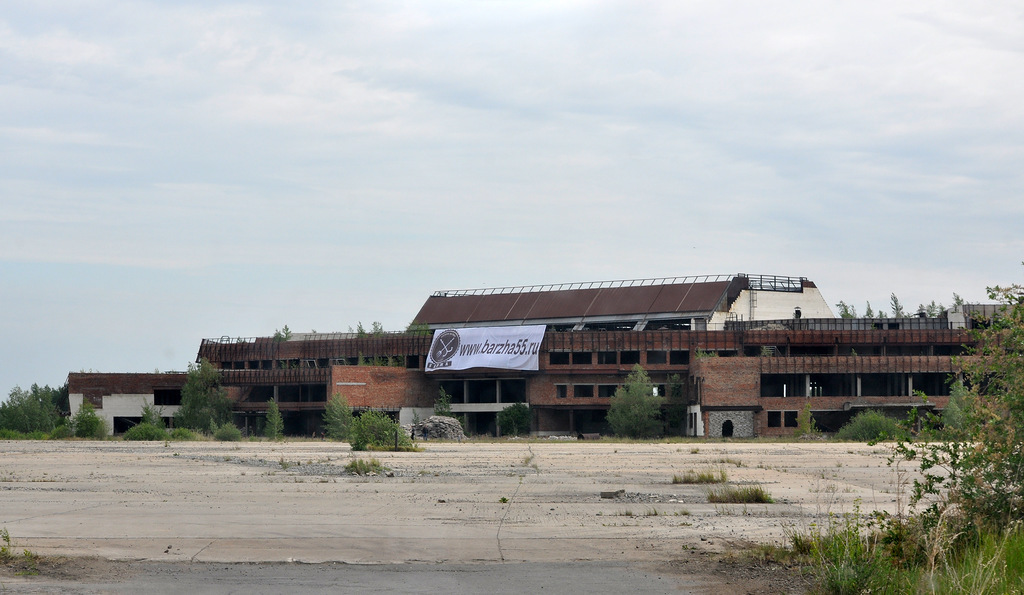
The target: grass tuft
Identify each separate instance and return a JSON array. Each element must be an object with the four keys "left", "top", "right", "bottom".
[
  {"left": 345, "top": 458, "right": 388, "bottom": 476},
  {"left": 706, "top": 485, "right": 773, "bottom": 504},
  {"left": 673, "top": 467, "right": 728, "bottom": 484}
]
